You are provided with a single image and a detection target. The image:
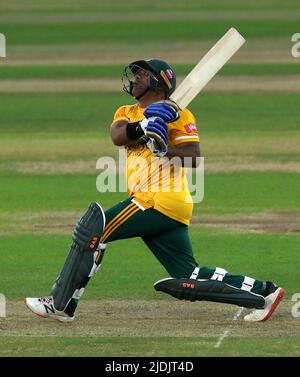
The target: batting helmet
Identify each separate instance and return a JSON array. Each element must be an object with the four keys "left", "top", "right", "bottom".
[{"left": 122, "top": 58, "right": 176, "bottom": 99}]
